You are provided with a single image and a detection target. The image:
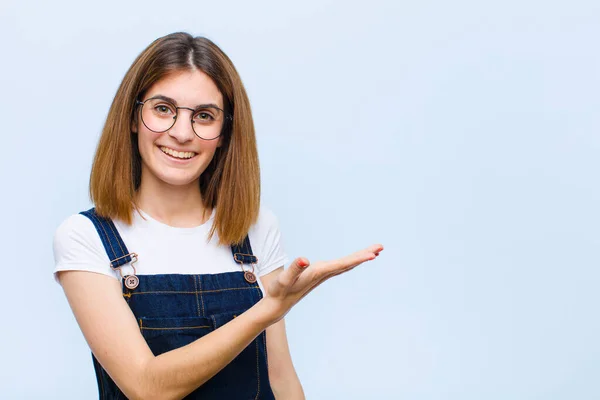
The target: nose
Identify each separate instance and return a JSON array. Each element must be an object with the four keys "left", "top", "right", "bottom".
[{"left": 168, "top": 109, "right": 196, "bottom": 143}]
